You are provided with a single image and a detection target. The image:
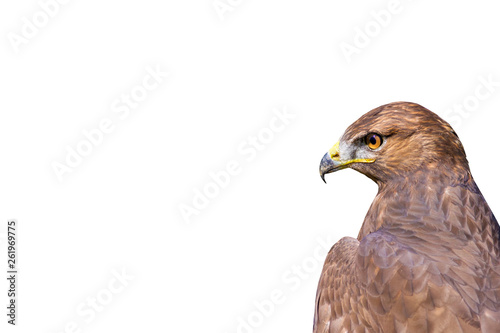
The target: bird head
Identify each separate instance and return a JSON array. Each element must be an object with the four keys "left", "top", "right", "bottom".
[{"left": 320, "top": 102, "right": 470, "bottom": 185}]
